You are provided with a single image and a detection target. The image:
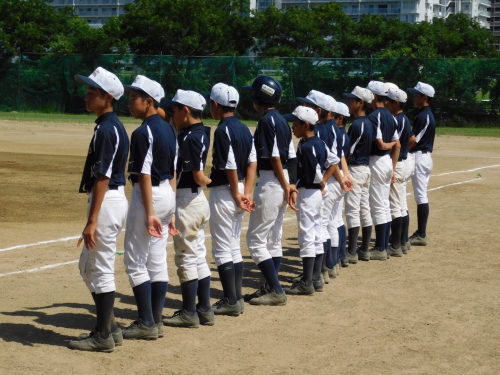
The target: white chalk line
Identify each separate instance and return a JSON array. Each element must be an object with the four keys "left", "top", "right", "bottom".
[
  {"left": 432, "top": 164, "right": 500, "bottom": 177},
  {"left": 0, "top": 217, "right": 295, "bottom": 278},
  {"left": 0, "top": 236, "right": 80, "bottom": 253}
]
